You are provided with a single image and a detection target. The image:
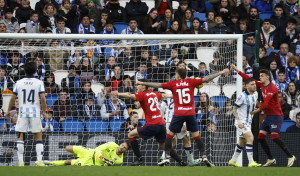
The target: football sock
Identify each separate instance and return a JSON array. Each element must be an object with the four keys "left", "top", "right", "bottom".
[
  {"left": 36, "top": 141, "right": 44, "bottom": 163},
  {"left": 51, "top": 160, "right": 66, "bottom": 166},
  {"left": 129, "top": 138, "right": 142, "bottom": 159},
  {"left": 193, "top": 135, "right": 205, "bottom": 156},
  {"left": 170, "top": 149, "right": 182, "bottom": 163},
  {"left": 231, "top": 144, "right": 244, "bottom": 162},
  {"left": 184, "top": 147, "right": 194, "bottom": 163},
  {"left": 258, "top": 138, "right": 273, "bottom": 159},
  {"left": 271, "top": 134, "right": 293, "bottom": 158},
  {"left": 17, "top": 141, "right": 24, "bottom": 164},
  {"left": 246, "top": 143, "right": 254, "bottom": 163}
]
